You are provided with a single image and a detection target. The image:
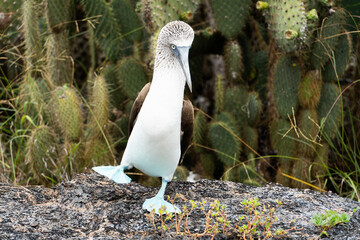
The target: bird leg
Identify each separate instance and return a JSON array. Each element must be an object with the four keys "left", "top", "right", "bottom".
[
  {"left": 142, "top": 179, "right": 181, "bottom": 214},
  {"left": 92, "top": 165, "right": 132, "bottom": 184}
]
